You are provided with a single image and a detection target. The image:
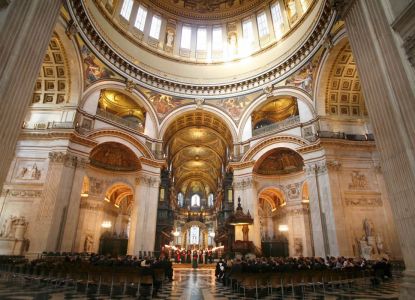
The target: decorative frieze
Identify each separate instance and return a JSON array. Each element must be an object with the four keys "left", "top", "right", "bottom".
[
  {"left": 3, "top": 189, "right": 42, "bottom": 198},
  {"left": 273, "top": 206, "right": 310, "bottom": 218},
  {"left": 343, "top": 191, "right": 382, "bottom": 207},
  {"left": 48, "top": 152, "right": 77, "bottom": 167}
]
